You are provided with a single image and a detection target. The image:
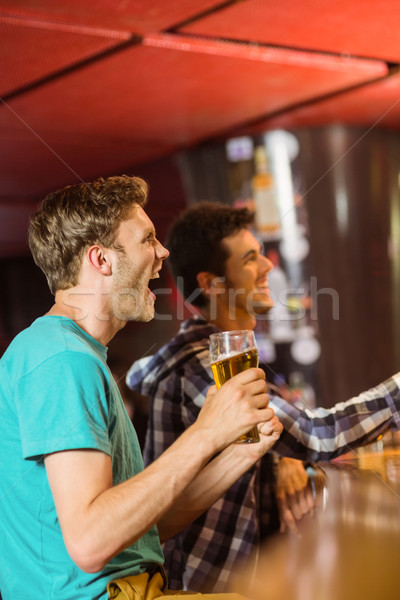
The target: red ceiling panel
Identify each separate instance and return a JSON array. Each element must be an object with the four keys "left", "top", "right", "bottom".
[
  {"left": 234, "top": 71, "right": 400, "bottom": 135},
  {"left": 0, "top": 0, "right": 222, "bottom": 34},
  {"left": 0, "top": 16, "right": 131, "bottom": 97},
  {"left": 0, "top": 99, "right": 177, "bottom": 200},
  {"left": 181, "top": 0, "right": 400, "bottom": 63},
  {"left": 0, "top": 34, "right": 387, "bottom": 200}
]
